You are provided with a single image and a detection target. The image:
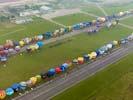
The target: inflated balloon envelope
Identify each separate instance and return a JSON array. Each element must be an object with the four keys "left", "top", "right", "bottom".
[
  {"left": 48, "top": 68, "right": 56, "bottom": 76},
  {"left": 30, "top": 77, "right": 37, "bottom": 85},
  {"left": 19, "top": 41, "right": 25, "bottom": 47},
  {"left": 77, "top": 57, "right": 84, "bottom": 64},
  {"left": 35, "top": 75, "right": 42, "bottom": 82},
  {"left": 19, "top": 82, "right": 27, "bottom": 90},
  {"left": 26, "top": 80, "right": 33, "bottom": 87},
  {"left": 6, "top": 88, "right": 14, "bottom": 96},
  {"left": 112, "top": 40, "right": 118, "bottom": 46},
  {"left": 84, "top": 54, "right": 89, "bottom": 61},
  {"left": 37, "top": 35, "right": 44, "bottom": 40},
  {"left": 11, "top": 83, "right": 21, "bottom": 92},
  {"left": 0, "top": 90, "right": 6, "bottom": 100},
  {"left": 88, "top": 54, "right": 93, "bottom": 60},
  {"left": 90, "top": 52, "right": 97, "bottom": 59},
  {"left": 72, "top": 59, "right": 78, "bottom": 63},
  {"left": 55, "top": 67, "right": 62, "bottom": 74},
  {"left": 106, "top": 44, "right": 113, "bottom": 49},
  {"left": 37, "top": 41, "right": 44, "bottom": 48}
]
